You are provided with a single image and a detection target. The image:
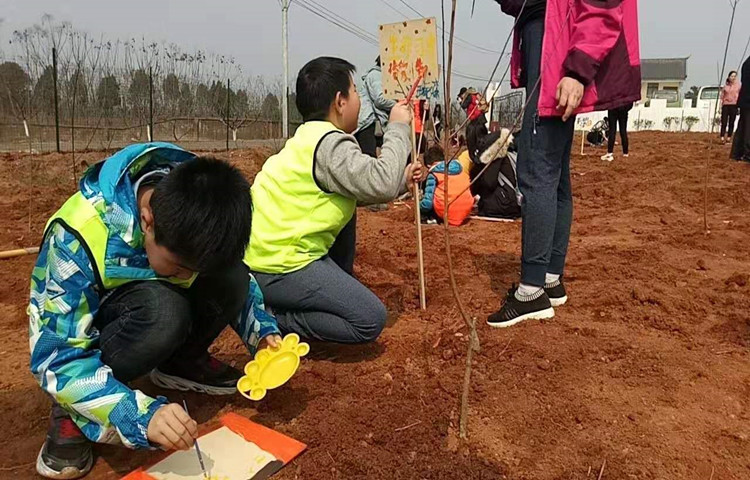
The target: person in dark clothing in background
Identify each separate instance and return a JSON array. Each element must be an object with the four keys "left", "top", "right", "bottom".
[
  {"left": 433, "top": 104, "right": 443, "bottom": 140},
  {"left": 515, "top": 0, "right": 546, "bottom": 28},
  {"left": 601, "top": 102, "right": 633, "bottom": 162},
  {"left": 731, "top": 56, "right": 750, "bottom": 162}
]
